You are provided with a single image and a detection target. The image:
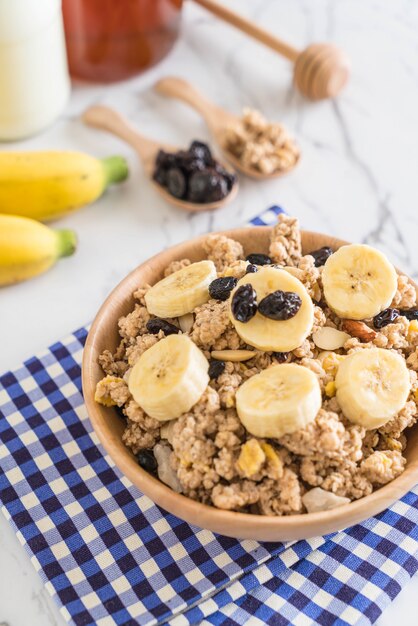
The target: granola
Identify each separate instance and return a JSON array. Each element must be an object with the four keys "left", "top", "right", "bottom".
[
  {"left": 223, "top": 108, "right": 299, "bottom": 176},
  {"left": 95, "top": 213, "right": 417, "bottom": 516}
]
